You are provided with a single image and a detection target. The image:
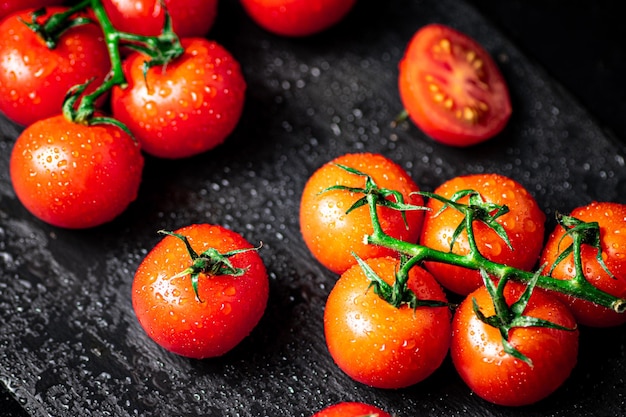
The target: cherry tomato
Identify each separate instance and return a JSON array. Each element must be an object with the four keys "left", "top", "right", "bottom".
[
  {"left": 0, "top": 0, "right": 60, "bottom": 21},
  {"left": 324, "top": 257, "right": 451, "bottom": 389},
  {"left": 311, "top": 402, "right": 393, "bottom": 417},
  {"left": 132, "top": 224, "right": 269, "bottom": 359},
  {"left": 0, "top": 7, "right": 110, "bottom": 126},
  {"left": 10, "top": 115, "right": 144, "bottom": 229},
  {"left": 451, "top": 281, "right": 578, "bottom": 406},
  {"left": 101, "top": 0, "right": 218, "bottom": 38},
  {"left": 111, "top": 38, "right": 246, "bottom": 159},
  {"left": 398, "top": 24, "right": 512, "bottom": 146},
  {"left": 420, "top": 173, "right": 545, "bottom": 295},
  {"left": 240, "top": 0, "right": 357, "bottom": 37},
  {"left": 540, "top": 201, "right": 626, "bottom": 327},
  {"left": 300, "top": 153, "right": 425, "bottom": 275}
]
